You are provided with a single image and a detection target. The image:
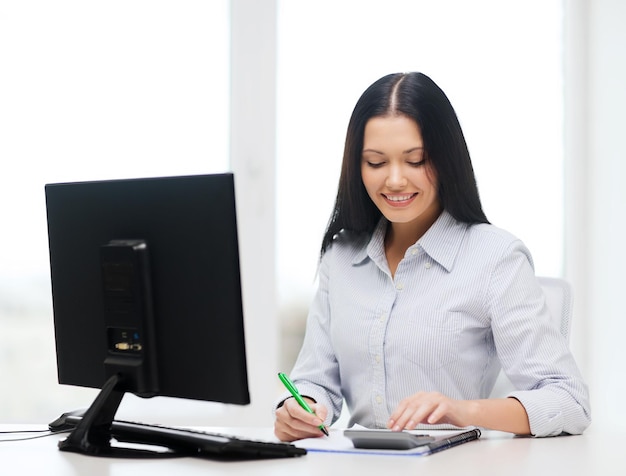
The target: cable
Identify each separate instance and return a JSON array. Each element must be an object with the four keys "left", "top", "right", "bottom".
[{"left": 0, "top": 428, "right": 69, "bottom": 442}]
